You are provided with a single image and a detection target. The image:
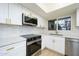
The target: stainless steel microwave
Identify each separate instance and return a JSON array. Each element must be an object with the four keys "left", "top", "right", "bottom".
[{"left": 22, "top": 13, "right": 37, "bottom": 26}]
